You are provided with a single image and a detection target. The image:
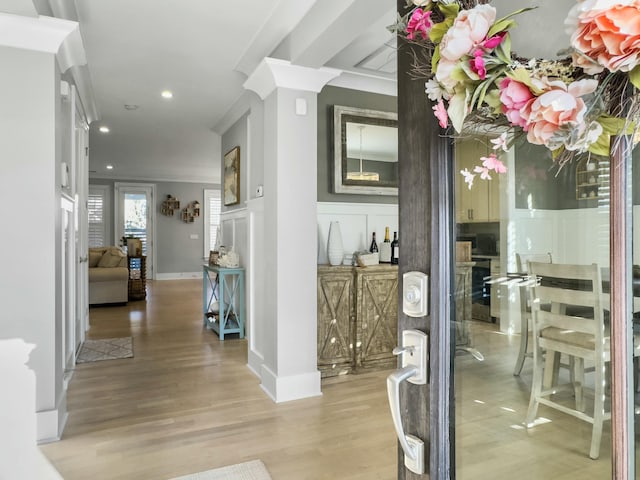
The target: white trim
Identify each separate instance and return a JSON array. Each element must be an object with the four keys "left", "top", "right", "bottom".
[
  {"left": 244, "top": 57, "right": 341, "bottom": 100},
  {"left": 213, "top": 91, "right": 253, "bottom": 135},
  {"left": 36, "top": 397, "right": 68, "bottom": 444},
  {"left": 328, "top": 70, "right": 397, "bottom": 97},
  {"left": 0, "top": 14, "right": 86, "bottom": 72},
  {"left": 247, "top": 350, "right": 264, "bottom": 379},
  {"left": 88, "top": 184, "right": 111, "bottom": 248},
  {"left": 155, "top": 272, "right": 202, "bottom": 280},
  {"left": 90, "top": 172, "right": 219, "bottom": 184},
  {"left": 259, "top": 365, "right": 322, "bottom": 403},
  {"left": 204, "top": 188, "right": 222, "bottom": 257}
]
